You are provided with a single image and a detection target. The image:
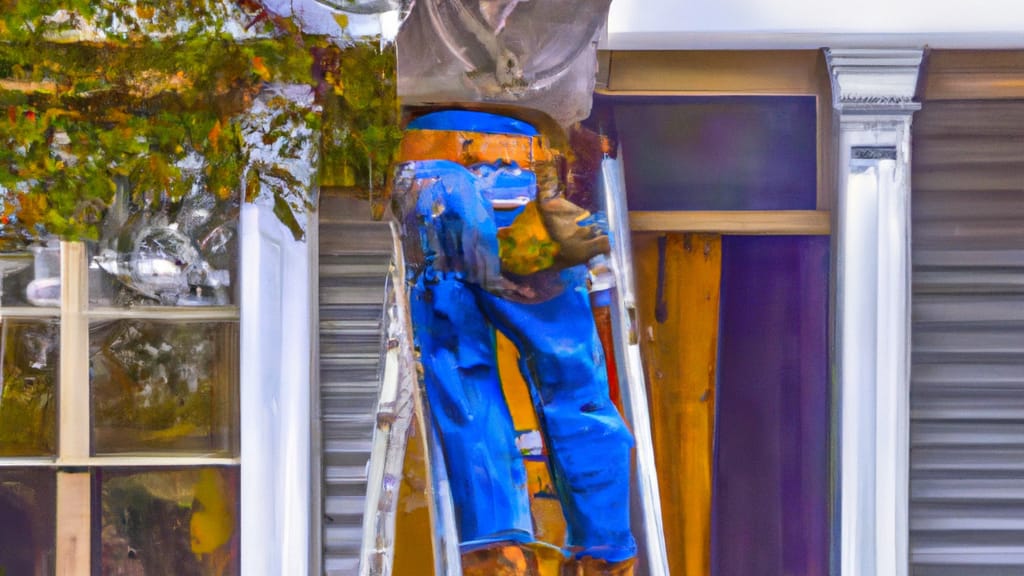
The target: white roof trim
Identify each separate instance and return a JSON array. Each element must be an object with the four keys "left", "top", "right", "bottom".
[{"left": 603, "top": 31, "right": 1024, "bottom": 51}]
